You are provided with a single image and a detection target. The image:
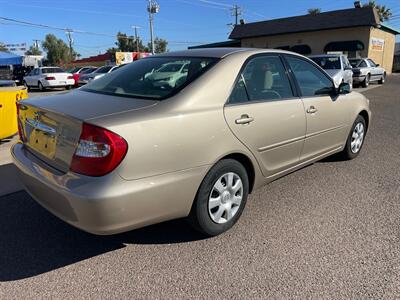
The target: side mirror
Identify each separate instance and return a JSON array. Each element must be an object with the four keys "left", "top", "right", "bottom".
[
  {"left": 344, "top": 66, "right": 352, "bottom": 71},
  {"left": 376, "top": 64, "right": 380, "bottom": 67},
  {"left": 338, "top": 82, "right": 351, "bottom": 94}
]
